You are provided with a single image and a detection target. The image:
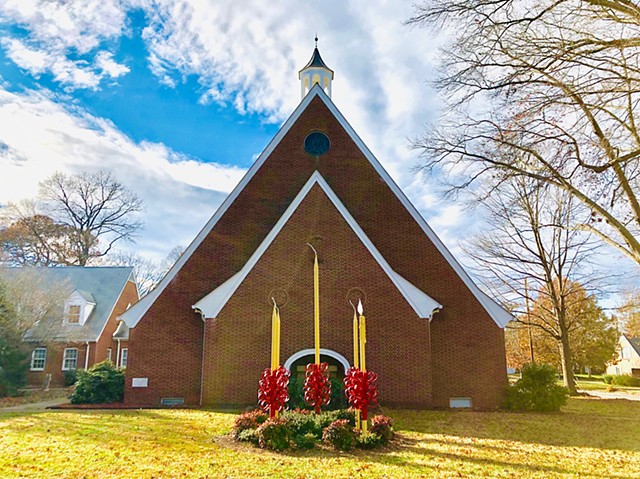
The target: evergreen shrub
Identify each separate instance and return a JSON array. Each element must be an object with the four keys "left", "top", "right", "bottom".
[
  {"left": 605, "top": 374, "right": 640, "bottom": 387},
  {"left": 256, "top": 418, "right": 292, "bottom": 451},
  {"left": 322, "top": 419, "right": 357, "bottom": 451},
  {"left": 281, "top": 408, "right": 320, "bottom": 436},
  {"left": 63, "top": 369, "right": 78, "bottom": 387},
  {"left": 505, "top": 363, "right": 568, "bottom": 412},
  {"left": 370, "top": 415, "right": 394, "bottom": 445},
  {"left": 356, "top": 431, "right": 382, "bottom": 449},
  {"left": 70, "top": 361, "right": 124, "bottom": 404},
  {"left": 293, "top": 432, "right": 318, "bottom": 449},
  {"left": 315, "top": 408, "right": 356, "bottom": 430},
  {"left": 236, "top": 428, "right": 259, "bottom": 445},
  {"left": 233, "top": 409, "right": 268, "bottom": 438}
]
